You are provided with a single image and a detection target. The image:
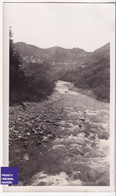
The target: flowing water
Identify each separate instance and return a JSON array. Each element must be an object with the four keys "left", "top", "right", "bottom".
[{"left": 28, "top": 81, "right": 110, "bottom": 186}]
